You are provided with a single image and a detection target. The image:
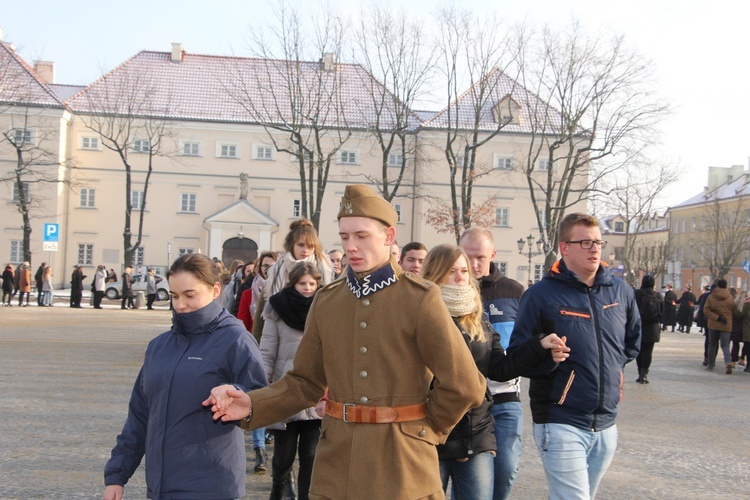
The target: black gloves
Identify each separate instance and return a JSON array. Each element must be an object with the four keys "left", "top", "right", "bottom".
[{"left": 717, "top": 315, "right": 728, "bottom": 325}]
